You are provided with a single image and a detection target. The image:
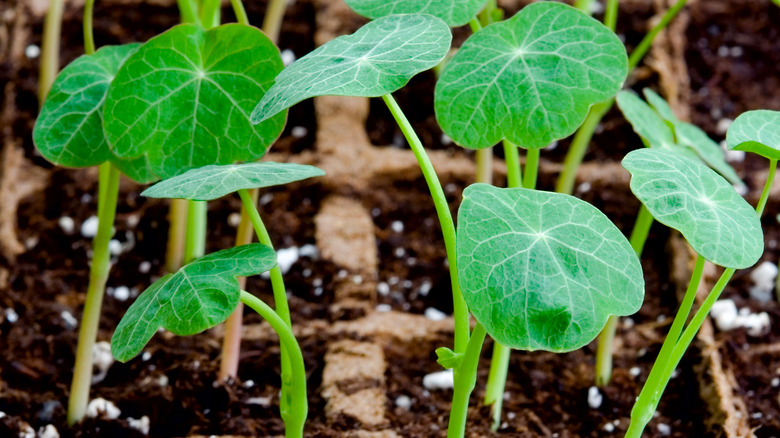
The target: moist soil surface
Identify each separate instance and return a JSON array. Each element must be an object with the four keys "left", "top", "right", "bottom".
[{"left": 2, "top": 0, "right": 780, "bottom": 437}]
